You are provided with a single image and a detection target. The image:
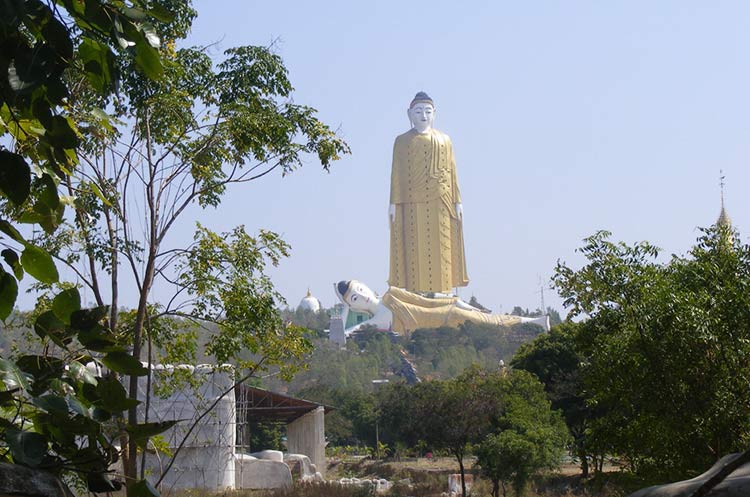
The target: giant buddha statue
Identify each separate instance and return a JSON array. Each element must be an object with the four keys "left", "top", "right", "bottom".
[
  {"left": 334, "top": 280, "right": 549, "bottom": 336},
  {"left": 388, "top": 92, "right": 469, "bottom": 294}
]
